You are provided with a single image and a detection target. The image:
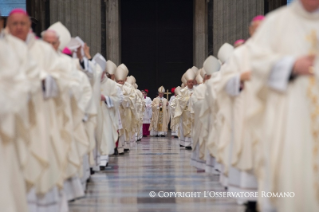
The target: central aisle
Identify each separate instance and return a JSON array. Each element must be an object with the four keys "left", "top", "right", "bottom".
[{"left": 69, "top": 136, "right": 244, "bottom": 212}]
